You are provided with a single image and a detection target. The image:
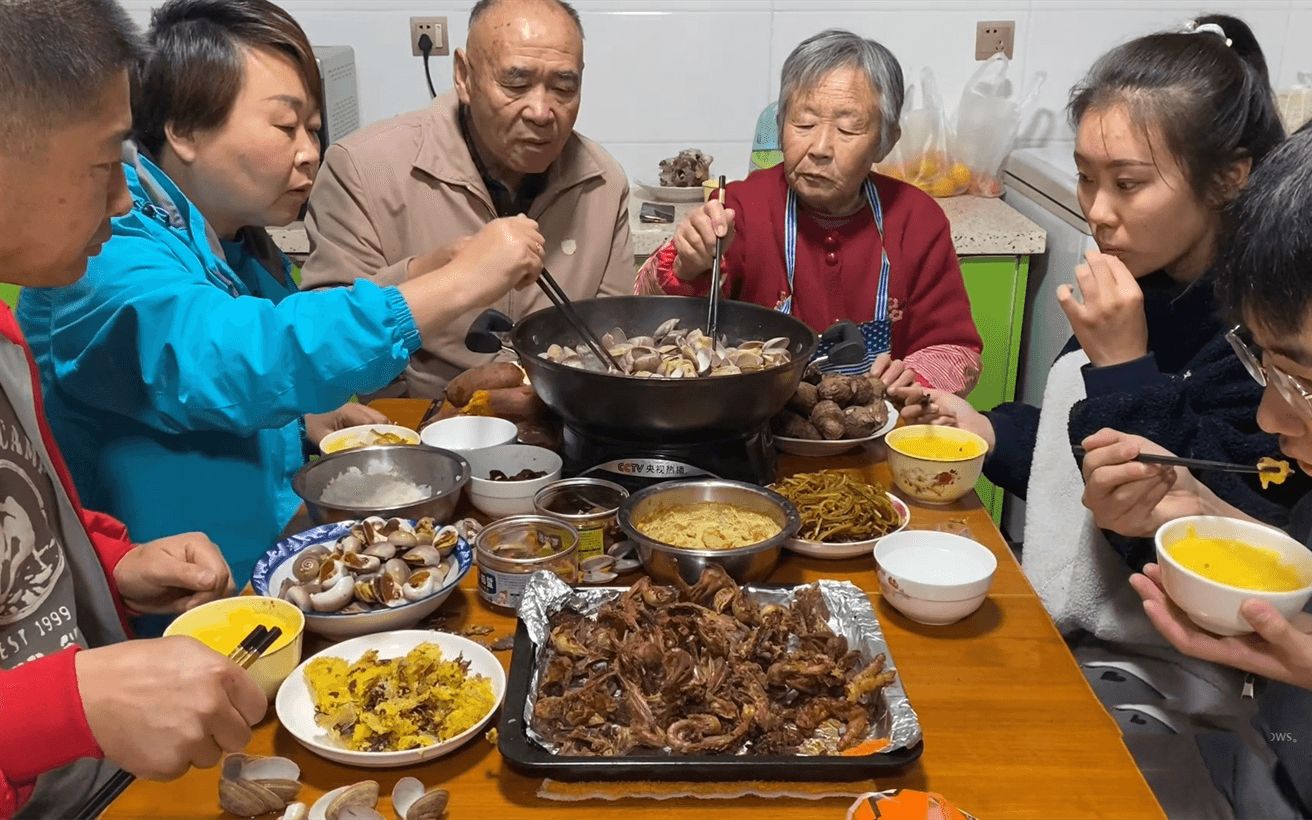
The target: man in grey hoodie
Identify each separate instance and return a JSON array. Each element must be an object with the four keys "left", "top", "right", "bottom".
[{"left": 0, "top": 2, "right": 266, "bottom": 816}]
